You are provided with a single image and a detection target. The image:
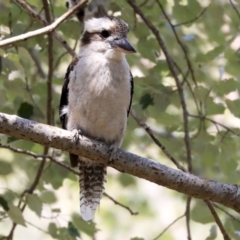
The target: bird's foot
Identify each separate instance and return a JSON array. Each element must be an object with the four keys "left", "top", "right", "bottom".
[
  {"left": 72, "top": 128, "right": 82, "bottom": 144},
  {"left": 107, "top": 145, "right": 118, "bottom": 164}
]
